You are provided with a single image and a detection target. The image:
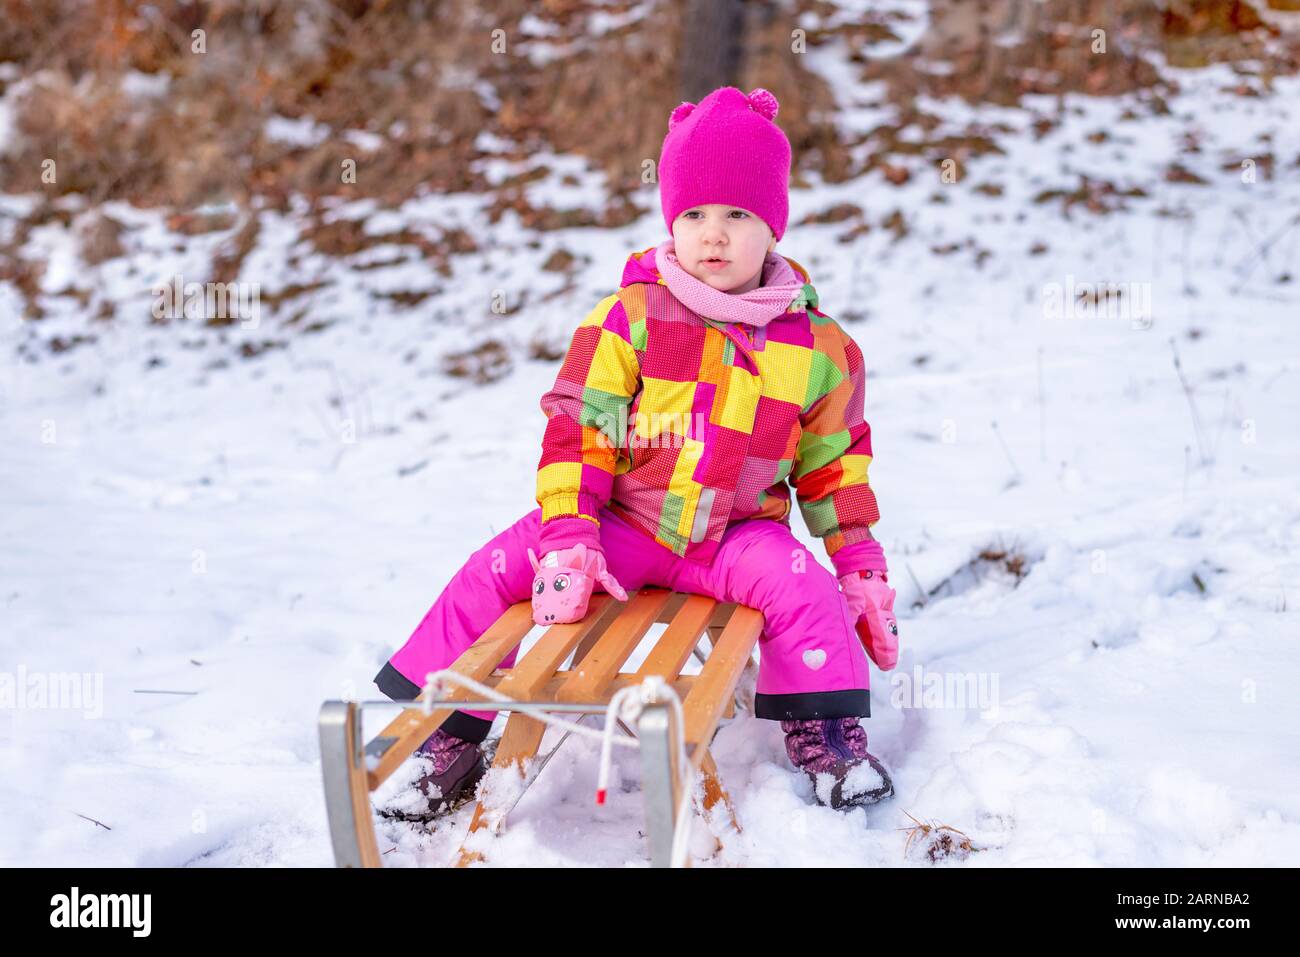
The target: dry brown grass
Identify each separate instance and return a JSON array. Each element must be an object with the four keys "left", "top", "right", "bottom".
[
  {"left": 3, "top": 0, "right": 1297, "bottom": 350},
  {"left": 3, "top": 0, "right": 1295, "bottom": 213},
  {"left": 441, "top": 338, "right": 512, "bottom": 384},
  {"left": 899, "top": 809, "right": 986, "bottom": 863},
  {"left": 0, "top": 0, "right": 858, "bottom": 212}
]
